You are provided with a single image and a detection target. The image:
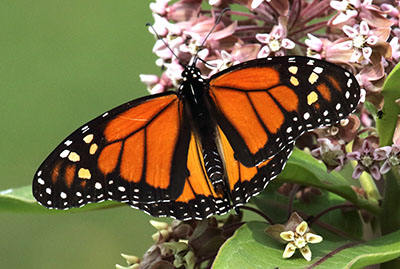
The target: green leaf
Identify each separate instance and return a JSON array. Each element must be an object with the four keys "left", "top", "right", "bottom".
[
  {"left": 377, "top": 62, "right": 400, "bottom": 146},
  {"left": 0, "top": 185, "right": 121, "bottom": 213},
  {"left": 213, "top": 221, "right": 400, "bottom": 269},
  {"left": 271, "top": 149, "right": 380, "bottom": 215}
]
